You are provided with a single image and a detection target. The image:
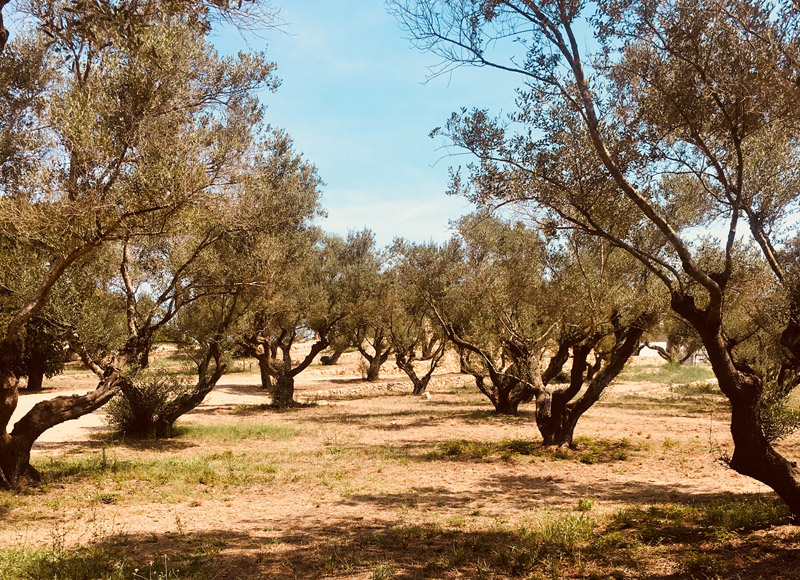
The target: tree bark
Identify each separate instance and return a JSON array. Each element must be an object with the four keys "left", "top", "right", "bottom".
[
  {"left": 151, "top": 361, "right": 227, "bottom": 439},
  {"left": 672, "top": 293, "right": 800, "bottom": 521},
  {"left": 260, "top": 338, "right": 329, "bottom": 408},
  {"left": 494, "top": 389, "right": 520, "bottom": 414},
  {"left": 395, "top": 346, "right": 445, "bottom": 395},
  {"left": 257, "top": 355, "right": 274, "bottom": 391},
  {"left": 0, "top": 0, "right": 9, "bottom": 54},
  {"left": 536, "top": 321, "right": 646, "bottom": 448},
  {"left": 492, "top": 377, "right": 531, "bottom": 415},
  {"left": 271, "top": 375, "right": 295, "bottom": 408},
  {"left": 357, "top": 330, "right": 392, "bottom": 382},
  {"left": 320, "top": 346, "right": 345, "bottom": 365},
  {"left": 0, "top": 436, "right": 39, "bottom": 487},
  {"left": 365, "top": 357, "right": 382, "bottom": 382},
  {"left": 1, "top": 371, "right": 123, "bottom": 486},
  {"left": 24, "top": 350, "right": 46, "bottom": 391}
]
